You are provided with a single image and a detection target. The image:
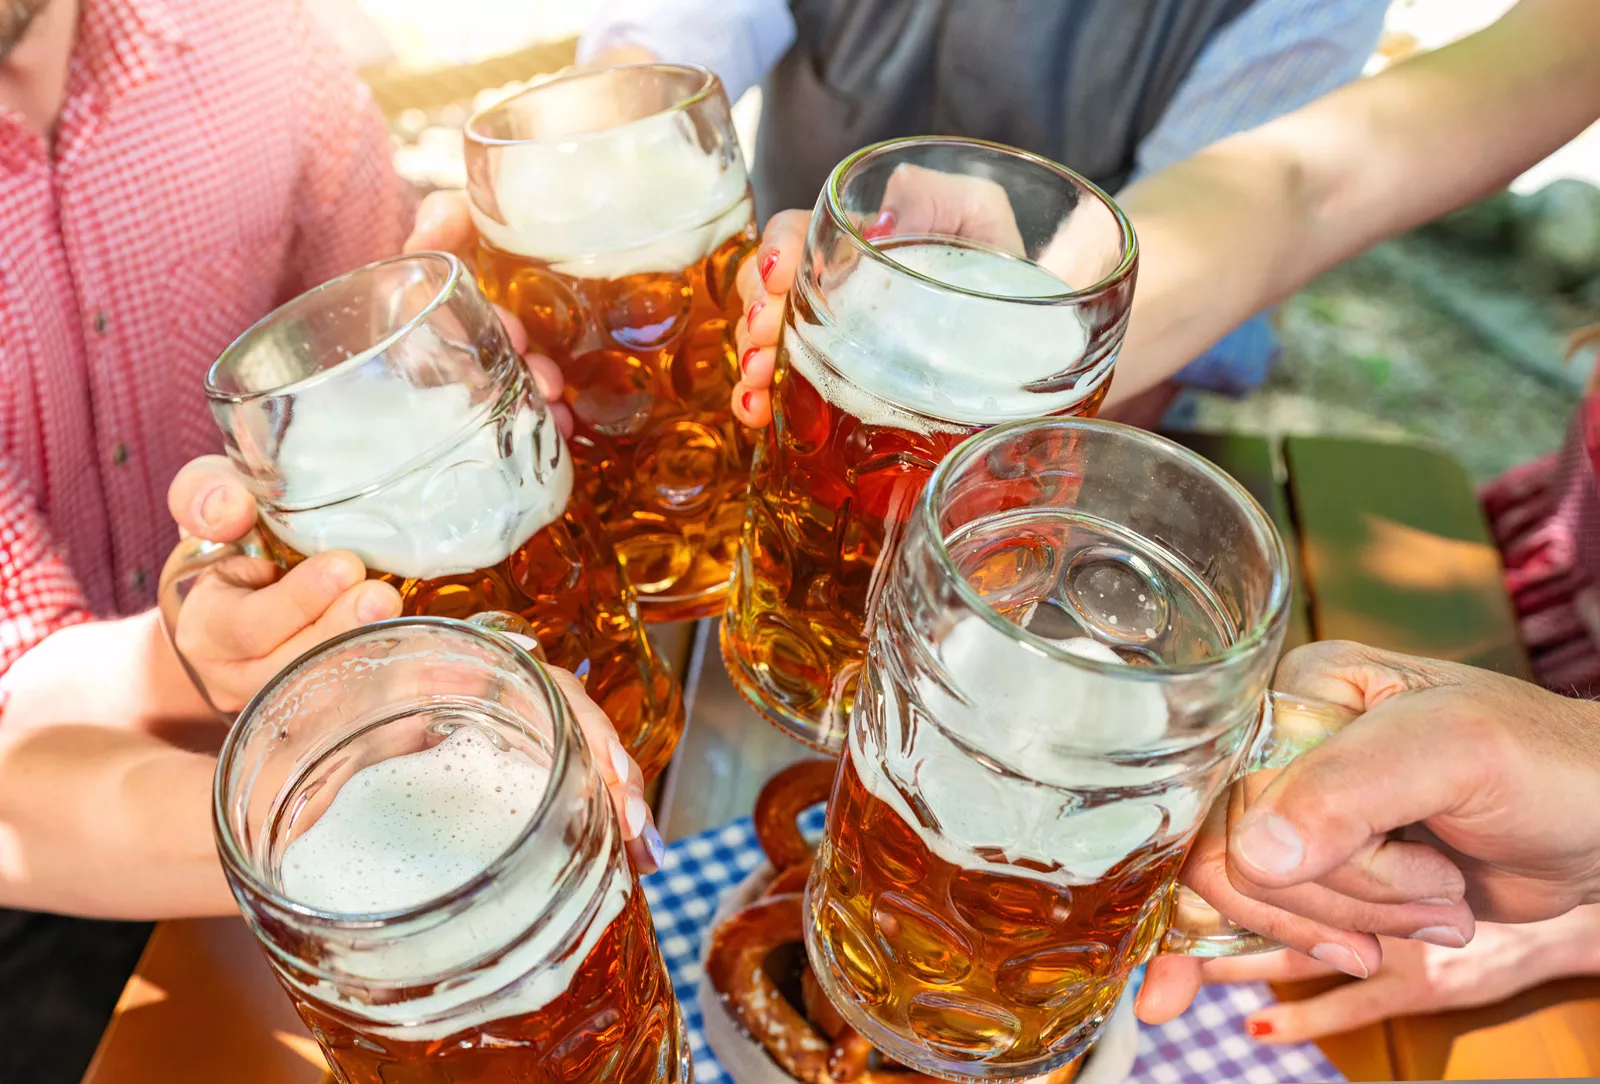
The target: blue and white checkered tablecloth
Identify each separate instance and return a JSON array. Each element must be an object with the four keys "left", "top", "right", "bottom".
[{"left": 641, "top": 812, "right": 1344, "bottom": 1084}]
